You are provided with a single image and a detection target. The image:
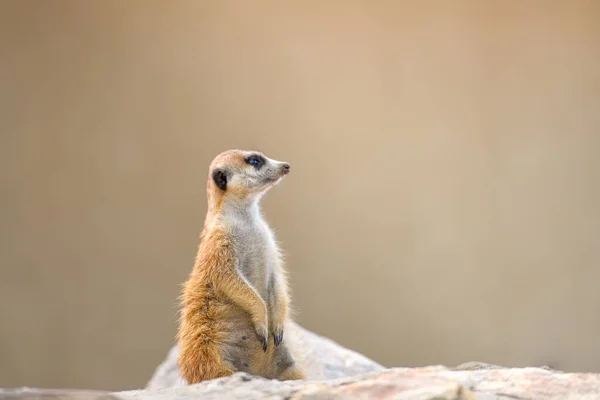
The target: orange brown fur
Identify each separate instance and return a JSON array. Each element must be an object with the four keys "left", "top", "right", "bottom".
[{"left": 176, "top": 150, "right": 305, "bottom": 384}]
